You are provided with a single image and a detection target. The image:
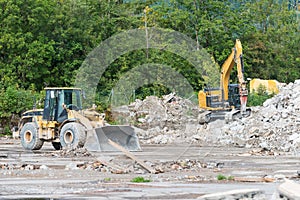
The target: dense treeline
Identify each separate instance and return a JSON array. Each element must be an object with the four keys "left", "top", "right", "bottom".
[{"left": 0, "top": 0, "right": 299, "bottom": 130}]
